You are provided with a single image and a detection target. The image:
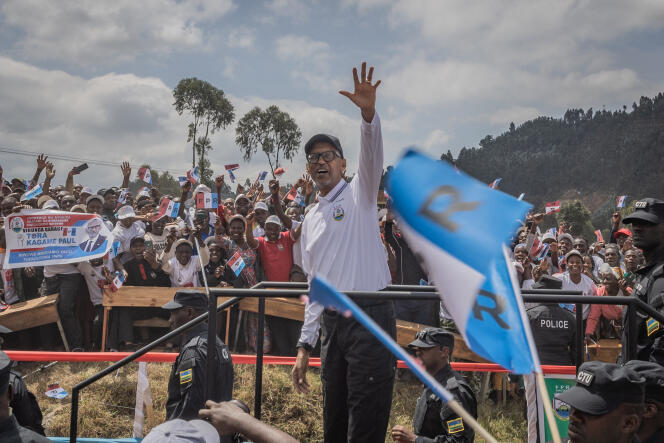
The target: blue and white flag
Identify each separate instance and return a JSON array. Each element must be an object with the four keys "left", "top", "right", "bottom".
[
  {"left": 178, "top": 176, "right": 188, "bottom": 187},
  {"left": 258, "top": 171, "right": 268, "bottom": 181},
  {"left": 228, "top": 169, "right": 236, "bottom": 183},
  {"left": 117, "top": 188, "right": 128, "bottom": 205},
  {"left": 616, "top": 195, "right": 627, "bottom": 208},
  {"left": 20, "top": 184, "right": 43, "bottom": 201},
  {"left": 187, "top": 166, "right": 199, "bottom": 184},
  {"left": 387, "top": 150, "right": 536, "bottom": 373}
]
